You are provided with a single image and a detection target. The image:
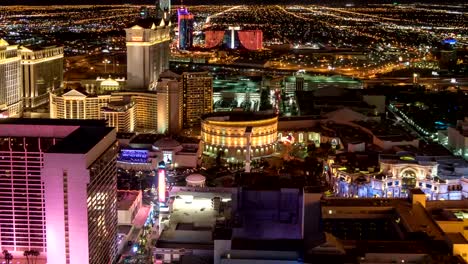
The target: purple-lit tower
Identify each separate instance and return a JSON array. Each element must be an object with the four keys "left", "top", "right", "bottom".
[{"left": 177, "top": 7, "right": 194, "bottom": 50}]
